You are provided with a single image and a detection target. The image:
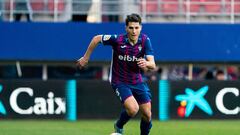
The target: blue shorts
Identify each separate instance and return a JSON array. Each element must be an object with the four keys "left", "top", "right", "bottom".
[{"left": 111, "top": 83, "right": 152, "bottom": 104}]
